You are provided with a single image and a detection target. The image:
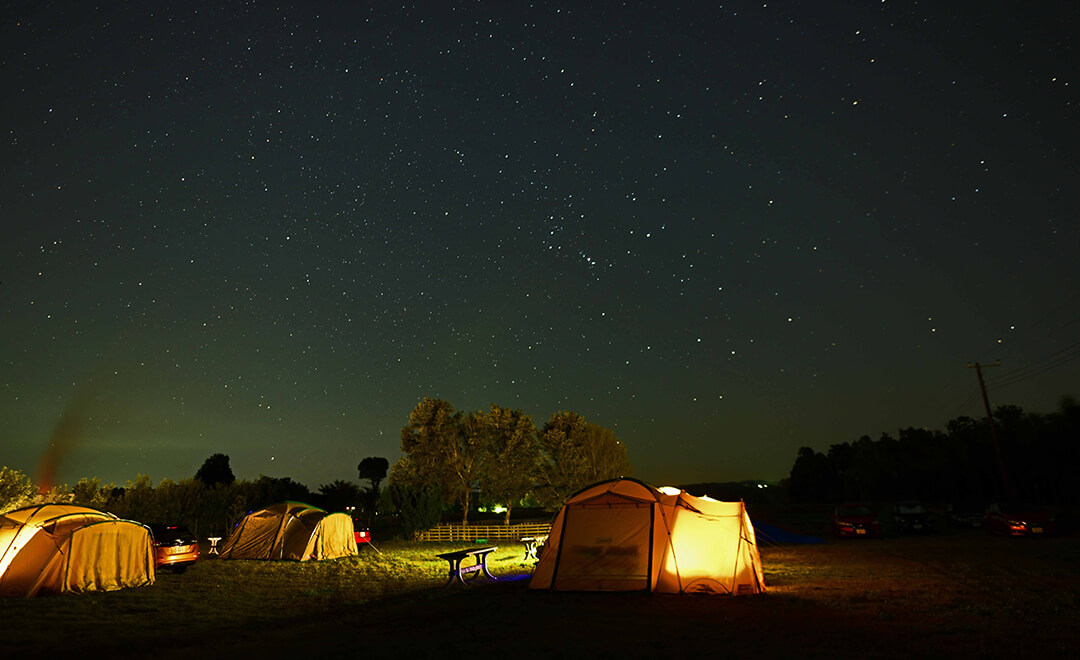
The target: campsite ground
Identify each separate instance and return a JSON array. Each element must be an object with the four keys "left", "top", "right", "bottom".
[{"left": 3, "top": 530, "right": 1078, "bottom": 658}]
